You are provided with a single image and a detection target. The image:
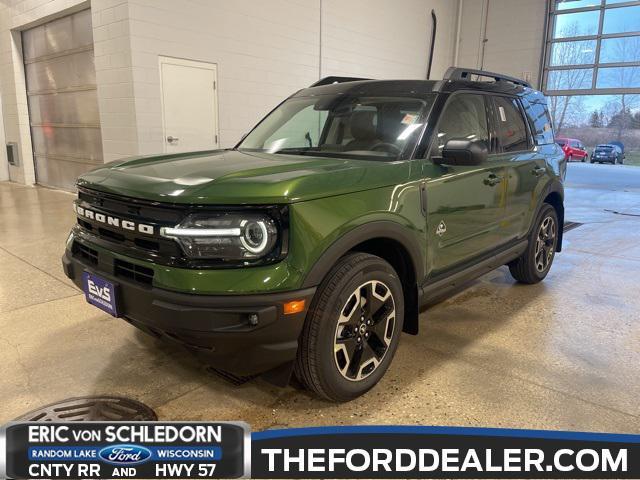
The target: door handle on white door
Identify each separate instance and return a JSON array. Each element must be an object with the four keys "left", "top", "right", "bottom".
[{"left": 167, "top": 136, "right": 179, "bottom": 143}]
